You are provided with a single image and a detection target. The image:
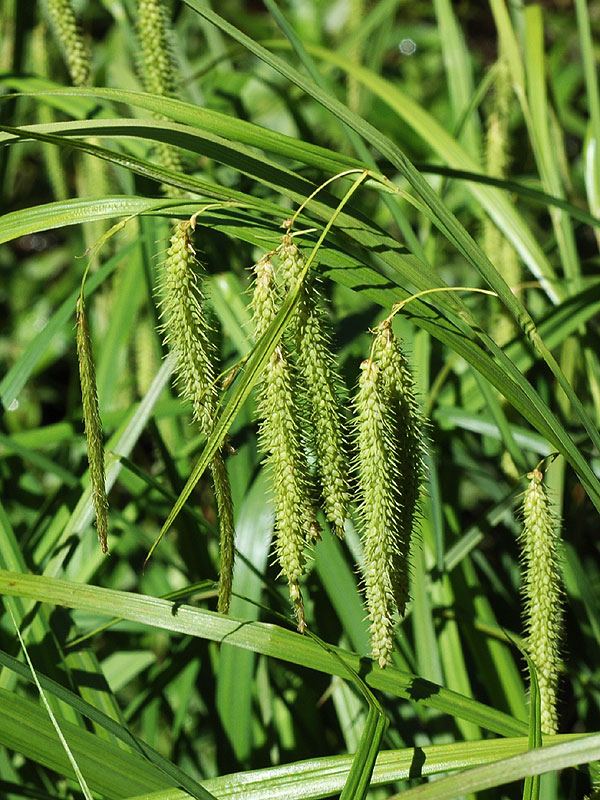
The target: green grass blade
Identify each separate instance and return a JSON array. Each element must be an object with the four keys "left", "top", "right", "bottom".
[
  {"left": 0, "top": 569, "right": 529, "bottom": 737},
  {"left": 433, "top": 0, "right": 480, "bottom": 156},
  {"left": 0, "top": 689, "right": 171, "bottom": 798},
  {"left": 522, "top": 651, "right": 542, "bottom": 800},
  {"left": 123, "top": 735, "right": 594, "bottom": 800},
  {"left": 216, "top": 470, "right": 273, "bottom": 762},
  {"left": 0, "top": 242, "right": 135, "bottom": 410},
  {"left": 0, "top": 650, "right": 215, "bottom": 800},
  {"left": 396, "top": 734, "right": 600, "bottom": 799}
]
